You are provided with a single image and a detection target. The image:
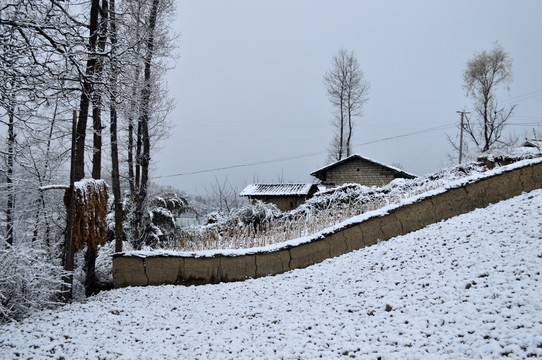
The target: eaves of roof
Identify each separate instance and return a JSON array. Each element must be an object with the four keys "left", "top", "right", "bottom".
[{"left": 310, "top": 154, "right": 416, "bottom": 179}]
